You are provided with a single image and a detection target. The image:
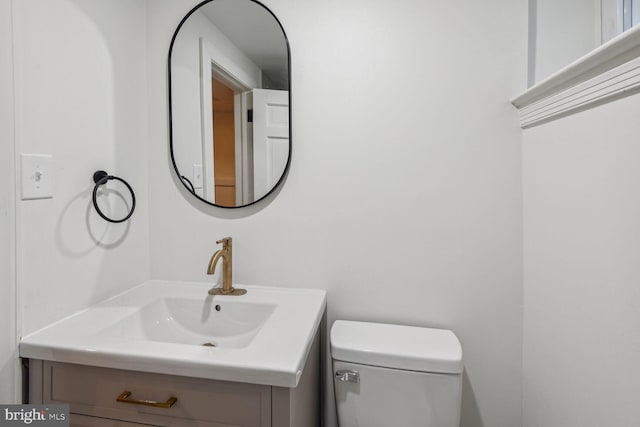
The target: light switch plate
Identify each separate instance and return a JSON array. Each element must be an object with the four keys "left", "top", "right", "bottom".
[
  {"left": 21, "top": 154, "right": 54, "bottom": 200},
  {"left": 193, "top": 164, "right": 203, "bottom": 189}
]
